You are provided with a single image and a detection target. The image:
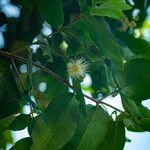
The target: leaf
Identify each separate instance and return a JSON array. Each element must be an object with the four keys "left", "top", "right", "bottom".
[
  {"left": 62, "top": 27, "right": 86, "bottom": 56},
  {"left": 63, "top": 105, "right": 114, "bottom": 150},
  {"left": 86, "top": 44, "right": 102, "bottom": 62},
  {"left": 9, "top": 114, "right": 31, "bottom": 131},
  {"left": 36, "top": 34, "right": 53, "bottom": 61},
  {"left": 36, "top": 0, "right": 64, "bottom": 28},
  {"left": 138, "top": 105, "right": 150, "bottom": 118},
  {"left": 73, "top": 79, "right": 86, "bottom": 116},
  {"left": 117, "top": 113, "right": 144, "bottom": 132},
  {"left": 137, "top": 105, "right": 150, "bottom": 131},
  {"left": 76, "top": 0, "right": 91, "bottom": 12},
  {"left": 84, "top": 17, "right": 123, "bottom": 69},
  {"left": 108, "top": 121, "right": 125, "bottom": 150},
  {"left": 117, "top": 105, "right": 150, "bottom": 132},
  {"left": 0, "top": 130, "right": 13, "bottom": 149},
  {"left": 10, "top": 137, "right": 32, "bottom": 150},
  {"left": 31, "top": 93, "right": 80, "bottom": 150},
  {"left": 121, "top": 95, "right": 142, "bottom": 120},
  {"left": 0, "top": 58, "right": 20, "bottom": 119},
  {"left": 91, "top": 0, "right": 131, "bottom": 19},
  {"left": 0, "top": 115, "right": 16, "bottom": 131},
  {"left": 116, "top": 58, "right": 150, "bottom": 103}
]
